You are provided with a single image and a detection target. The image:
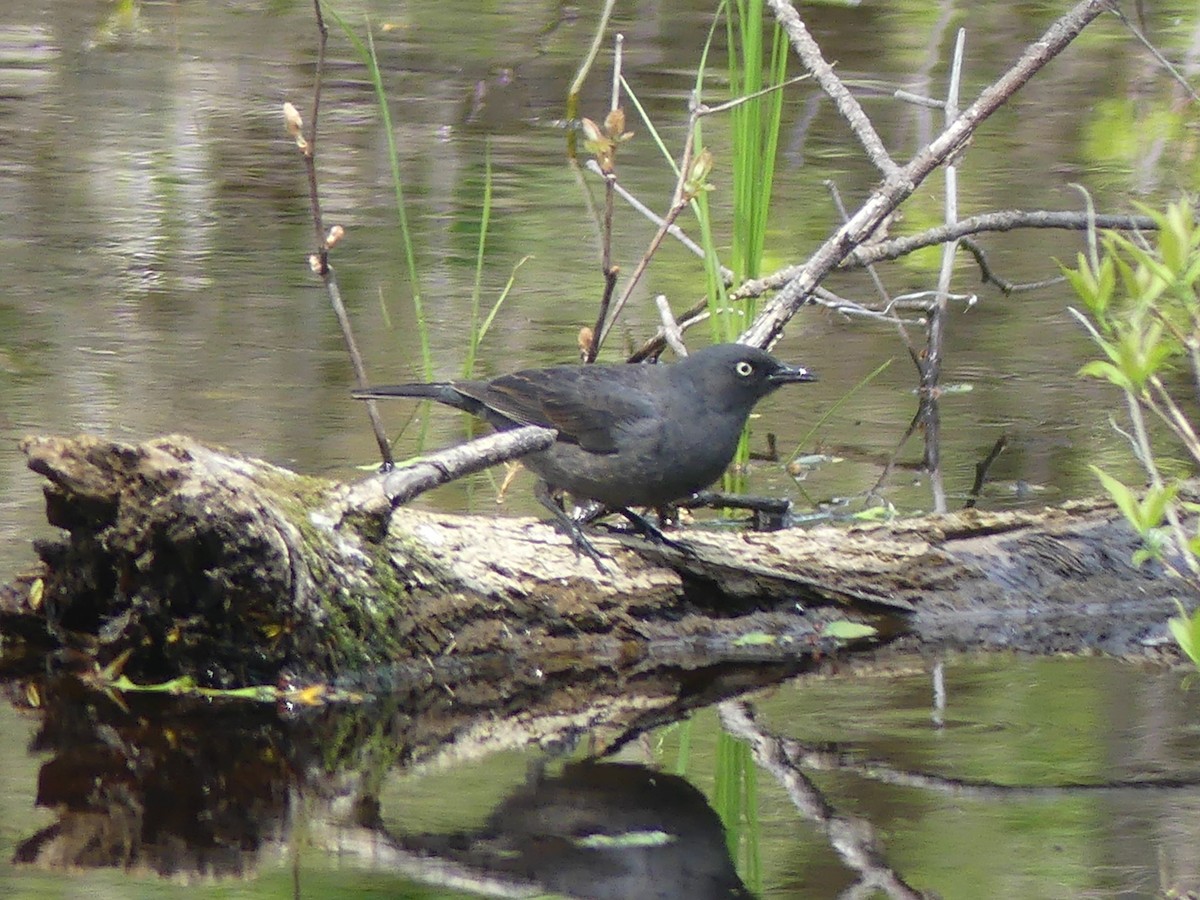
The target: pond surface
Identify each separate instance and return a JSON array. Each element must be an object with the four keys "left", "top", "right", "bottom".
[
  {"left": 0, "top": 0, "right": 1198, "bottom": 896},
  {"left": 1, "top": 656, "right": 1197, "bottom": 897}
]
